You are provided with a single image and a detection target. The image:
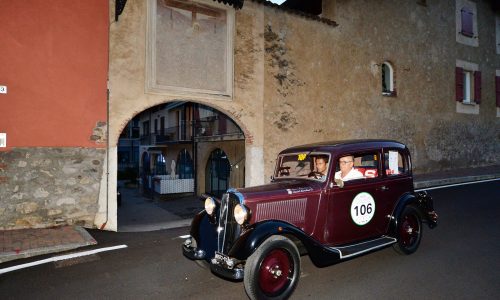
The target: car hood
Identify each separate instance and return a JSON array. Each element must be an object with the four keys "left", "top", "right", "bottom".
[{"left": 229, "top": 179, "right": 322, "bottom": 204}]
